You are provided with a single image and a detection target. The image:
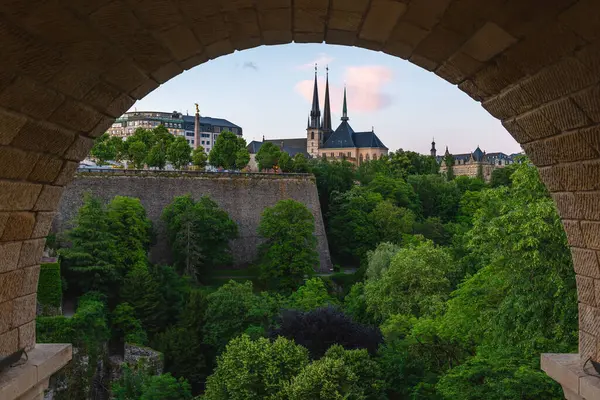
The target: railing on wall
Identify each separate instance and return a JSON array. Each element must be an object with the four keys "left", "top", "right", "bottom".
[{"left": 75, "top": 168, "right": 313, "bottom": 178}]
